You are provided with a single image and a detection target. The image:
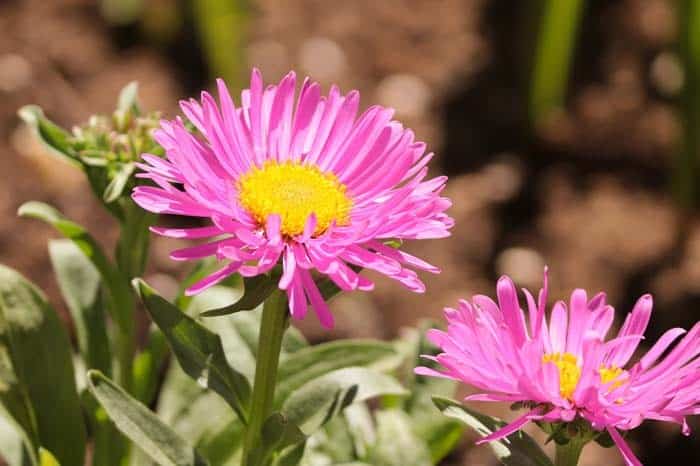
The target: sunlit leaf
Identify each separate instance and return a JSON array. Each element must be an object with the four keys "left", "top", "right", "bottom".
[
  {"left": 49, "top": 239, "right": 111, "bottom": 375},
  {"left": 17, "top": 105, "right": 78, "bottom": 166},
  {"left": 283, "top": 367, "right": 406, "bottom": 435},
  {"left": 0, "top": 265, "right": 86, "bottom": 466},
  {"left": 432, "top": 396, "right": 553, "bottom": 466},
  {"left": 18, "top": 202, "right": 132, "bottom": 332},
  {"left": 133, "top": 279, "right": 251, "bottom": 423},
  {"left": 199, "top": 275, "right": 278, "bottom": 318},
  {"left": 87, "top": 370, "right": 208, "bottom": 466},
  {"left": 368, "top": 410, "right": 431, "bottom": 466},
  {"left": 275, "top": 341, "right": 400, "bottom": 406}
]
